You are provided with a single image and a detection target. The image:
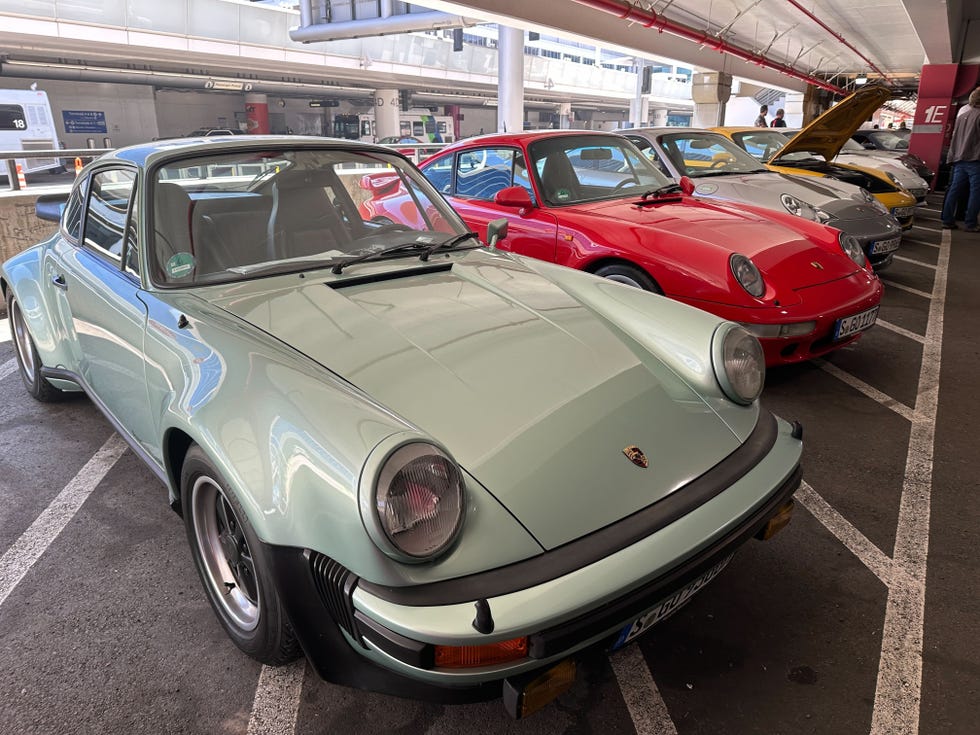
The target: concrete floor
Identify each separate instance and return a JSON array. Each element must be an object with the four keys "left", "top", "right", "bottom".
[{"left": 0, "top": 200, "right": 976, "bottom": 734}]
